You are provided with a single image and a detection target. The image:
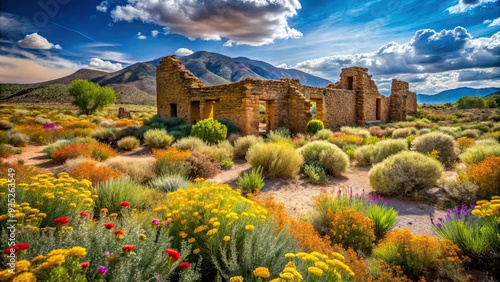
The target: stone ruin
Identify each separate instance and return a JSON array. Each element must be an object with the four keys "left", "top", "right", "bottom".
[{"left": 156, "top": 56, "right": 417, "bottom": 135}]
